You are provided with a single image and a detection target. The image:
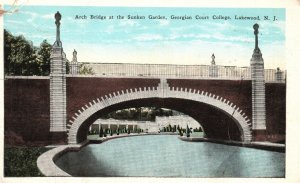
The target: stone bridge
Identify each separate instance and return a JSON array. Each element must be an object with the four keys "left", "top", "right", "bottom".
[{"left": 4, "top": 12, "right": 286, "bottom": 146}]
